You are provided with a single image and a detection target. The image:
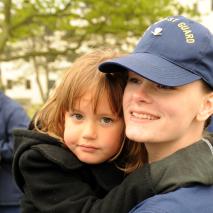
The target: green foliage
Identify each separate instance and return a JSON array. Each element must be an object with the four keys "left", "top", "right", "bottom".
[
  {"left": 0, "top": 0, "right": 200, "bottom": 60},
  {"left": 0, "top": 0, "right": 200, "bottom": 98}
]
